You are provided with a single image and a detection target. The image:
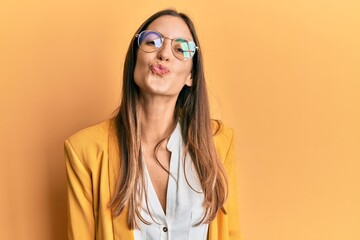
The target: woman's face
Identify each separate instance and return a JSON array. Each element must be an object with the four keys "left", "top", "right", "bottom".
[{"left": 134, "top": 15, "right": 193, "bottom": 99}]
